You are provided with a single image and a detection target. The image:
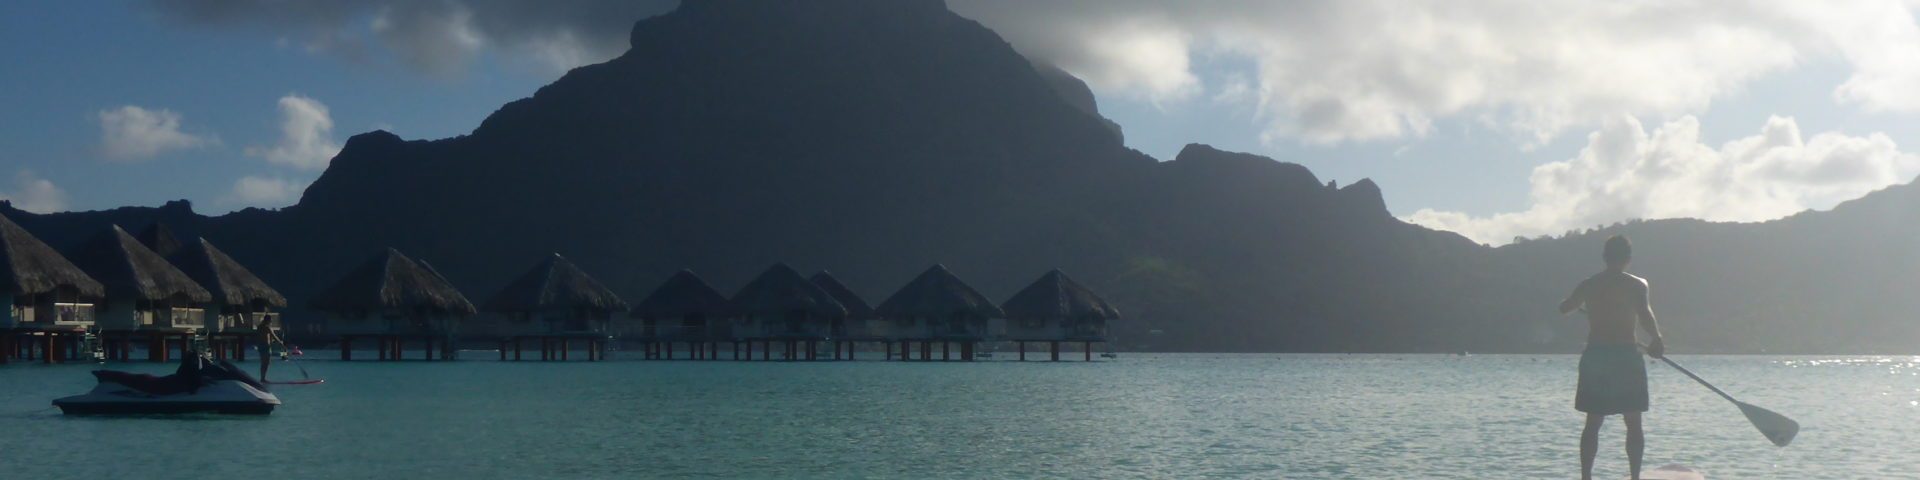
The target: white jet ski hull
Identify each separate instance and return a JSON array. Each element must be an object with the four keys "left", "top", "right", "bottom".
[{"left": 53, "top": 380, "right": 281, "bottom": 415}]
